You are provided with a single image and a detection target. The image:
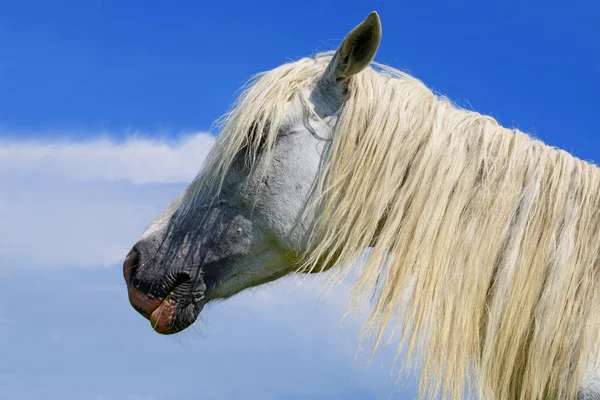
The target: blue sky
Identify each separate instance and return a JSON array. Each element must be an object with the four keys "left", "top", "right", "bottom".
[{"left": 0, "top": 1, "right": 598, "bottom": 399}]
